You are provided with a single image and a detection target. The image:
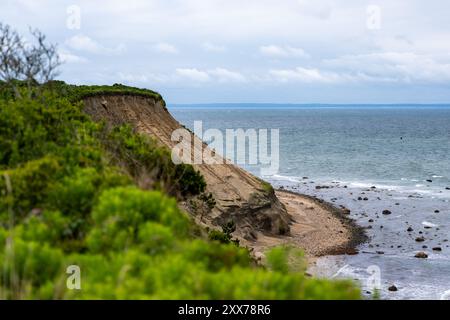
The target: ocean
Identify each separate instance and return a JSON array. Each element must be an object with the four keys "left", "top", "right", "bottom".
[{"left": 170, "top": 104, "right": 450, "bottom": 300}]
